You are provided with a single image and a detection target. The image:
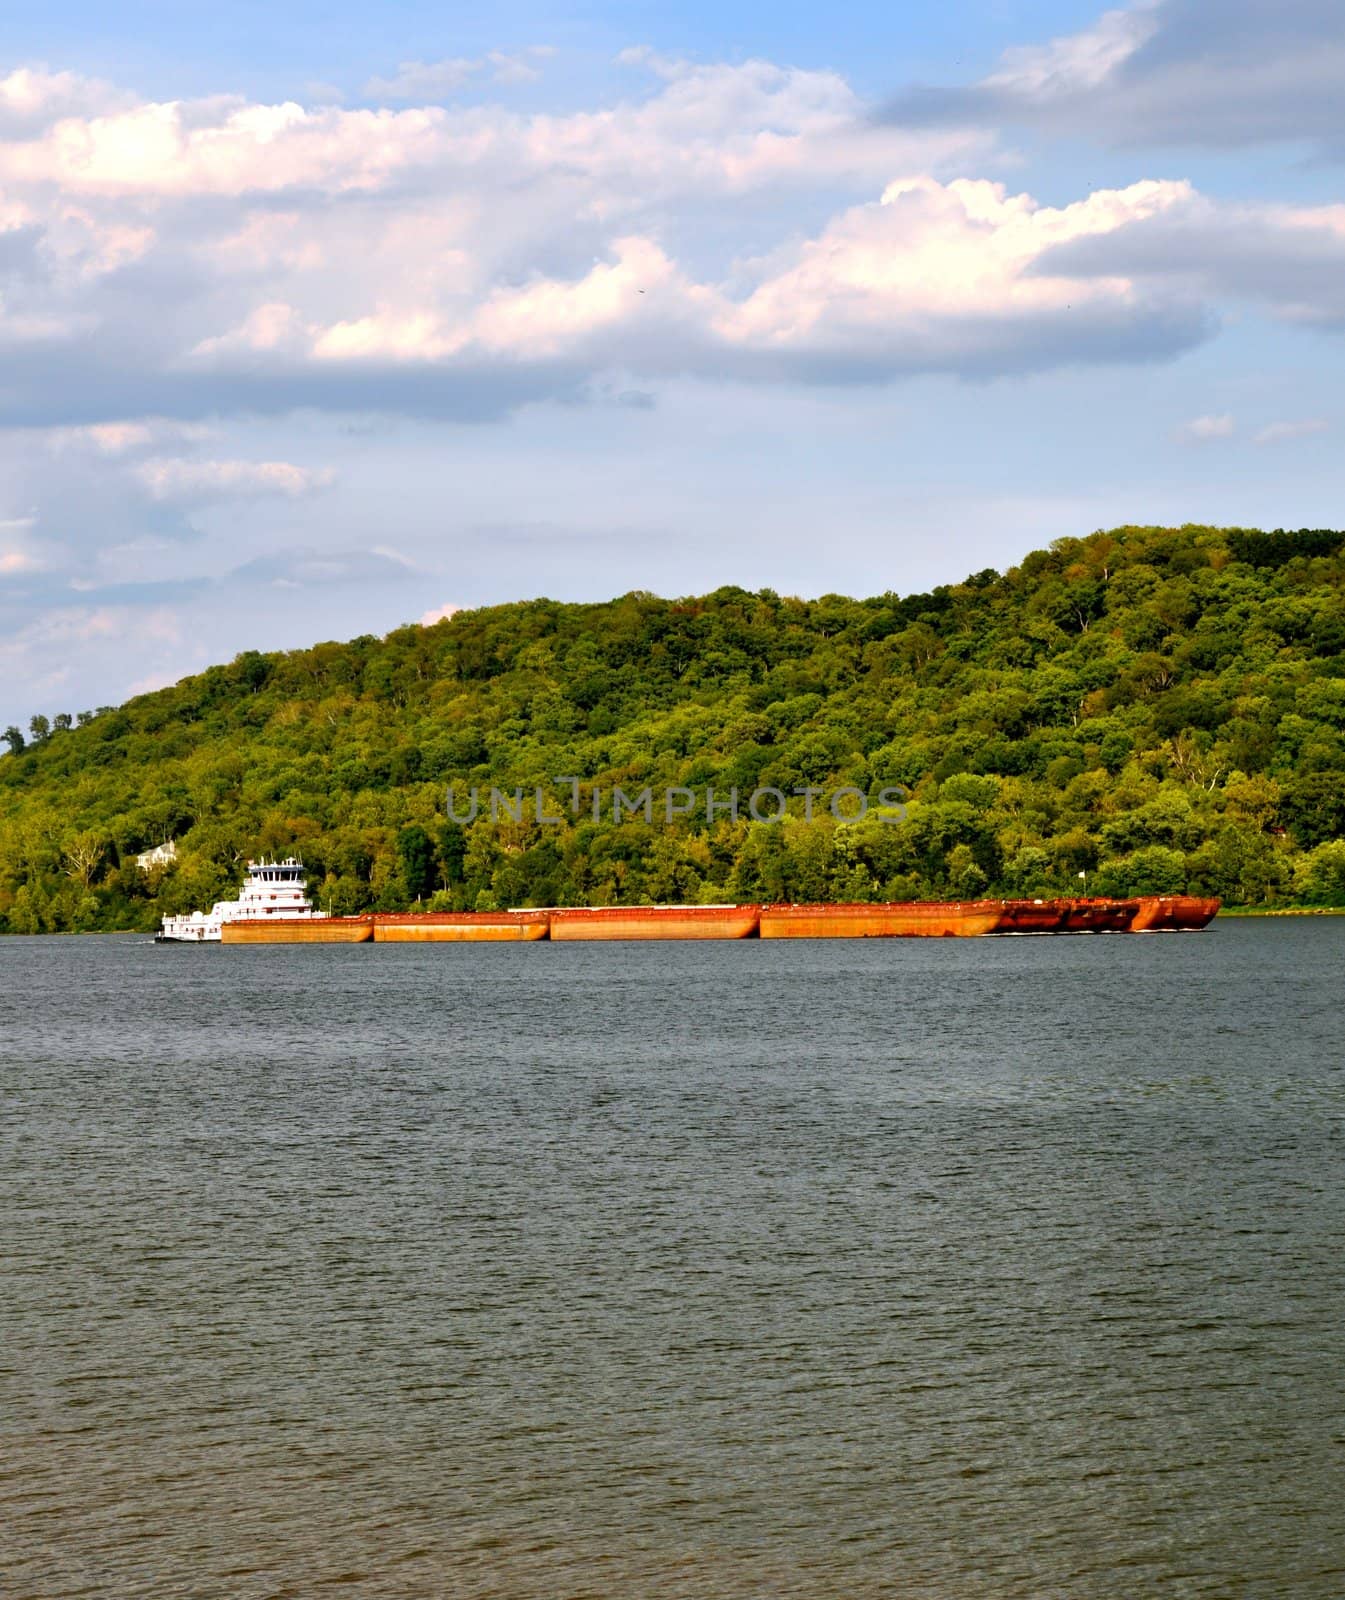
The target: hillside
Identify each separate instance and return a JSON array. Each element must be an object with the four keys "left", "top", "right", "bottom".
[{"left": 5, "top": 522, "right": 1345, "bottom": 933}]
